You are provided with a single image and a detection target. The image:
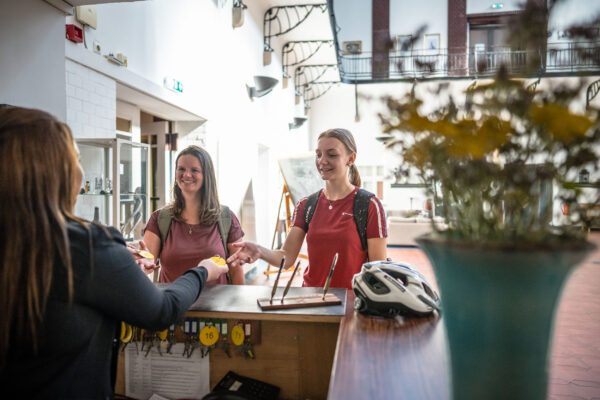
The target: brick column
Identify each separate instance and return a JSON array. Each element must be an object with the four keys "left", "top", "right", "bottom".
[
  {"left": 372, "top": 0, "right": 390, "bottom": 79},
  {"left": 447, "top": 0, "right": 467, "bottom": 76}
]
